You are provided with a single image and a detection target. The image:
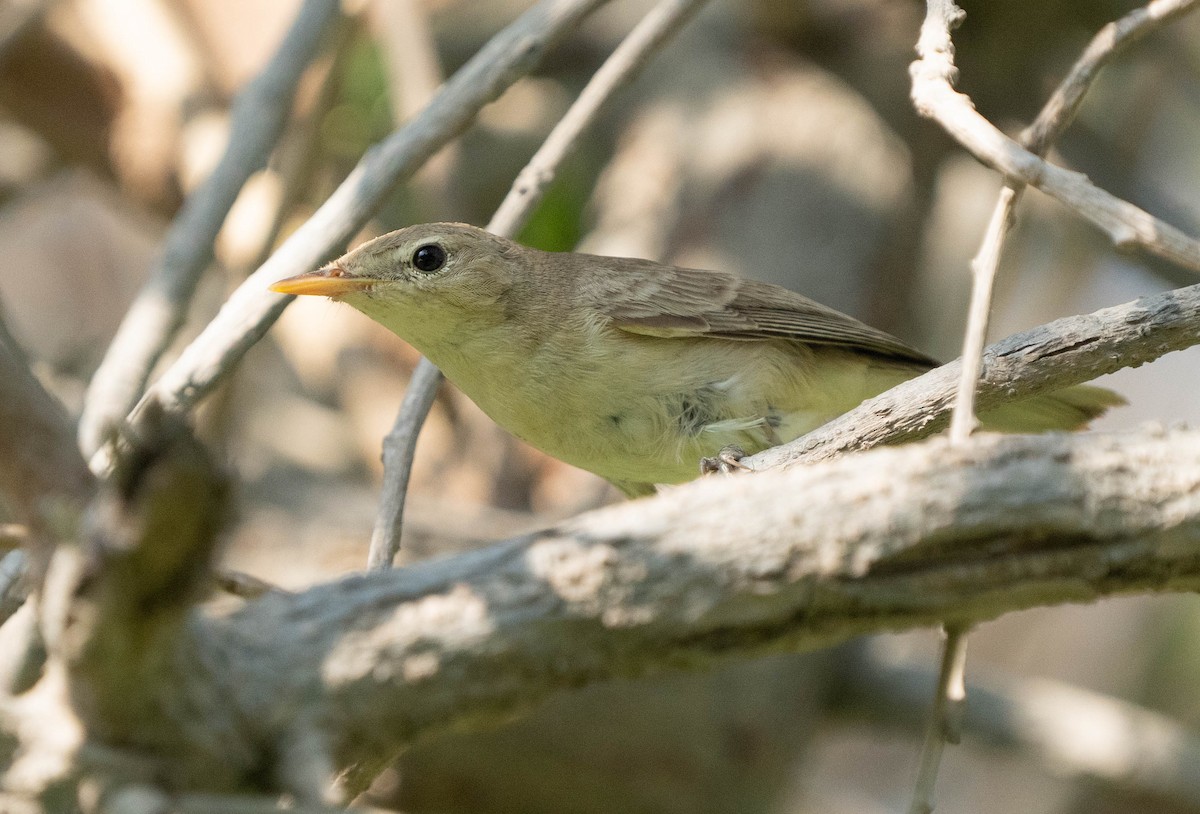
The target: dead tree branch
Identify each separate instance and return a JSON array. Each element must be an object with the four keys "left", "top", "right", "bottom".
[{"left": 18, "top": 426, "right": 1200, "bottom": 804}]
